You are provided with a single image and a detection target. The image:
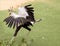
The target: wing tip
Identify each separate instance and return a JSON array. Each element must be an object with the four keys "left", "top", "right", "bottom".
[{"left": 25, "top": 4, "right": 32, "bottom": 7}]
